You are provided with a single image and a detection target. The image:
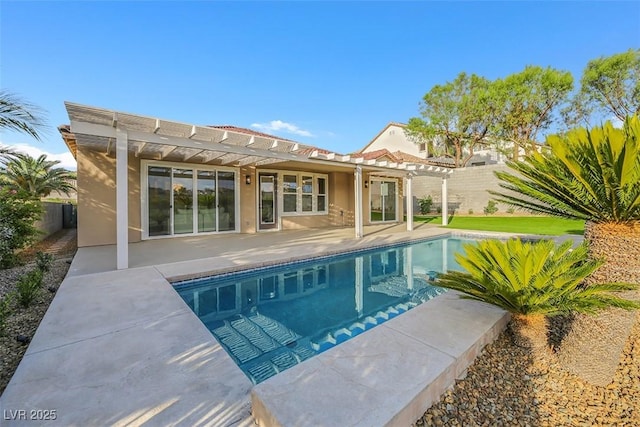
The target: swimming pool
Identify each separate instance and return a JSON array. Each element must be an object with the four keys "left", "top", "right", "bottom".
[{"left": 174, "top": 236, "right": 473, "bottom": 384}]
